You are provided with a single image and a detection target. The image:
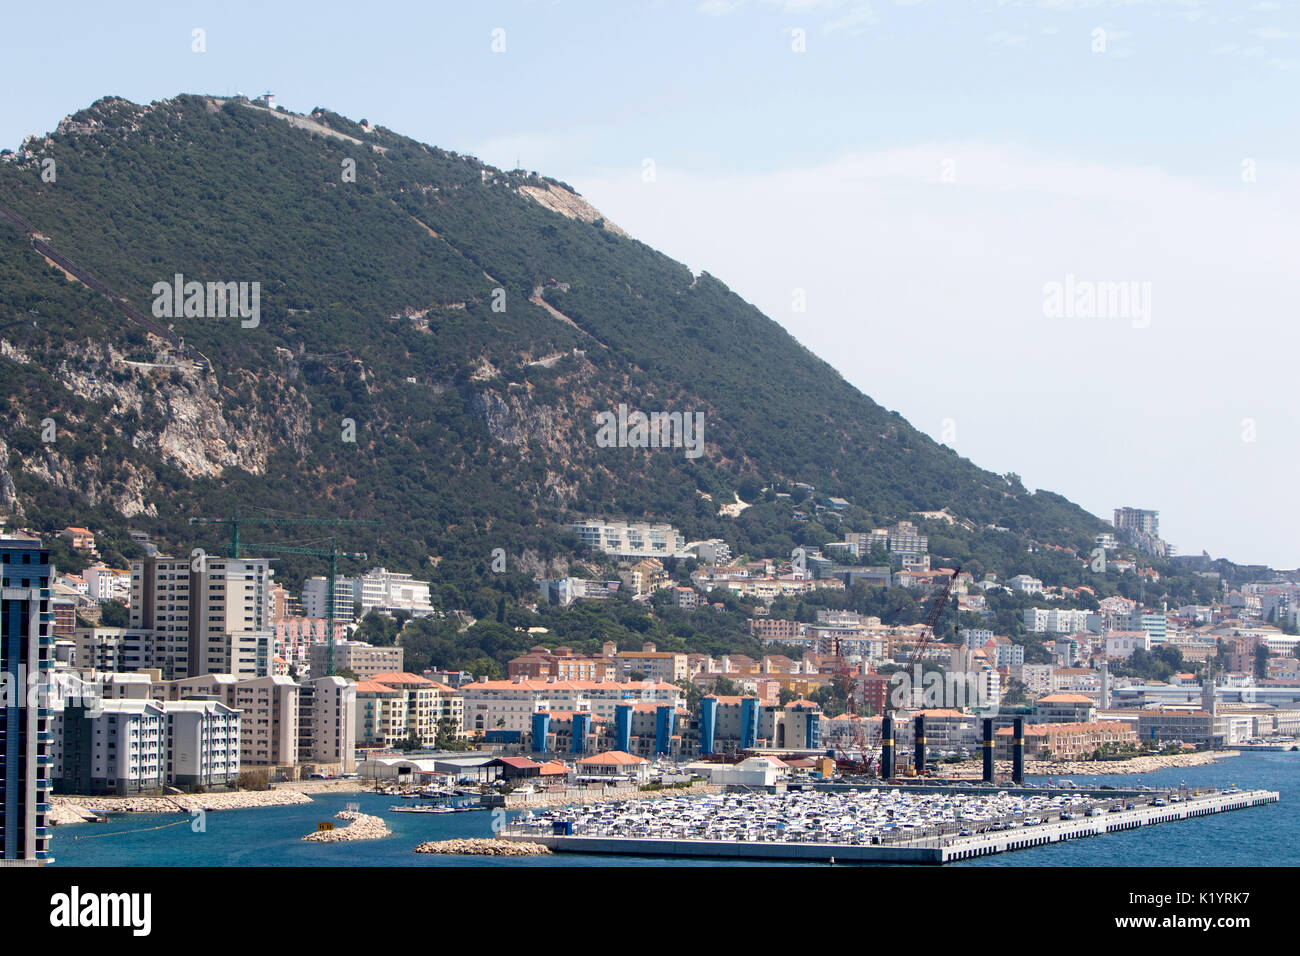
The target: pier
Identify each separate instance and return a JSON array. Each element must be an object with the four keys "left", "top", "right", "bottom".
[{"left": 498, "top": 786, "right": 1278, "bottom": 864}]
